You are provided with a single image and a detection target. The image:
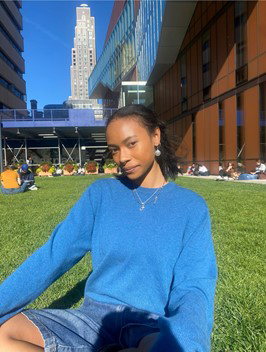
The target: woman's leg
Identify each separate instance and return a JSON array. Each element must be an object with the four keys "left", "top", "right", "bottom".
[{"left": 0, "top": 313, "right": 45, "bottom": 352}]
